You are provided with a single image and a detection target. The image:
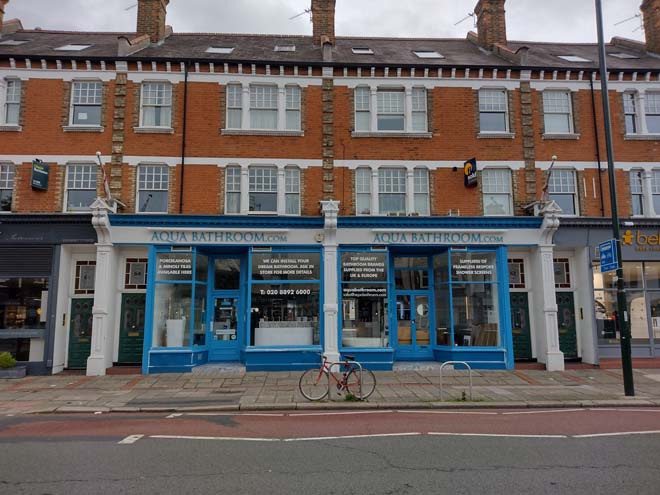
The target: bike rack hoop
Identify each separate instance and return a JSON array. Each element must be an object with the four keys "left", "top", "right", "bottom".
[
  {"left": 327, "top": 359, "right": 363, "bottom": 401},
  {"left": 439, "top": 361, "right": 473, "bottom": 401}
]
